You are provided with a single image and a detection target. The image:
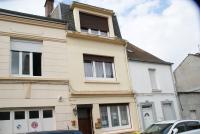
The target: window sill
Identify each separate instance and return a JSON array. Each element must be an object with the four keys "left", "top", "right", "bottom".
[
  {"left": 67, "top": 31, "right": 124, "bottom": 45},
  {"left": 0, "top": 76, "right": 69, "bottom": 85},
  {"left": 11, "top": 75, "right": 41, "bottom": 78},
  {"left": 152, "top": 89, "right": 162, "bottom": 93},
  {"left": 85, "top": 79, "right": 119, "bottom": 84}
]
